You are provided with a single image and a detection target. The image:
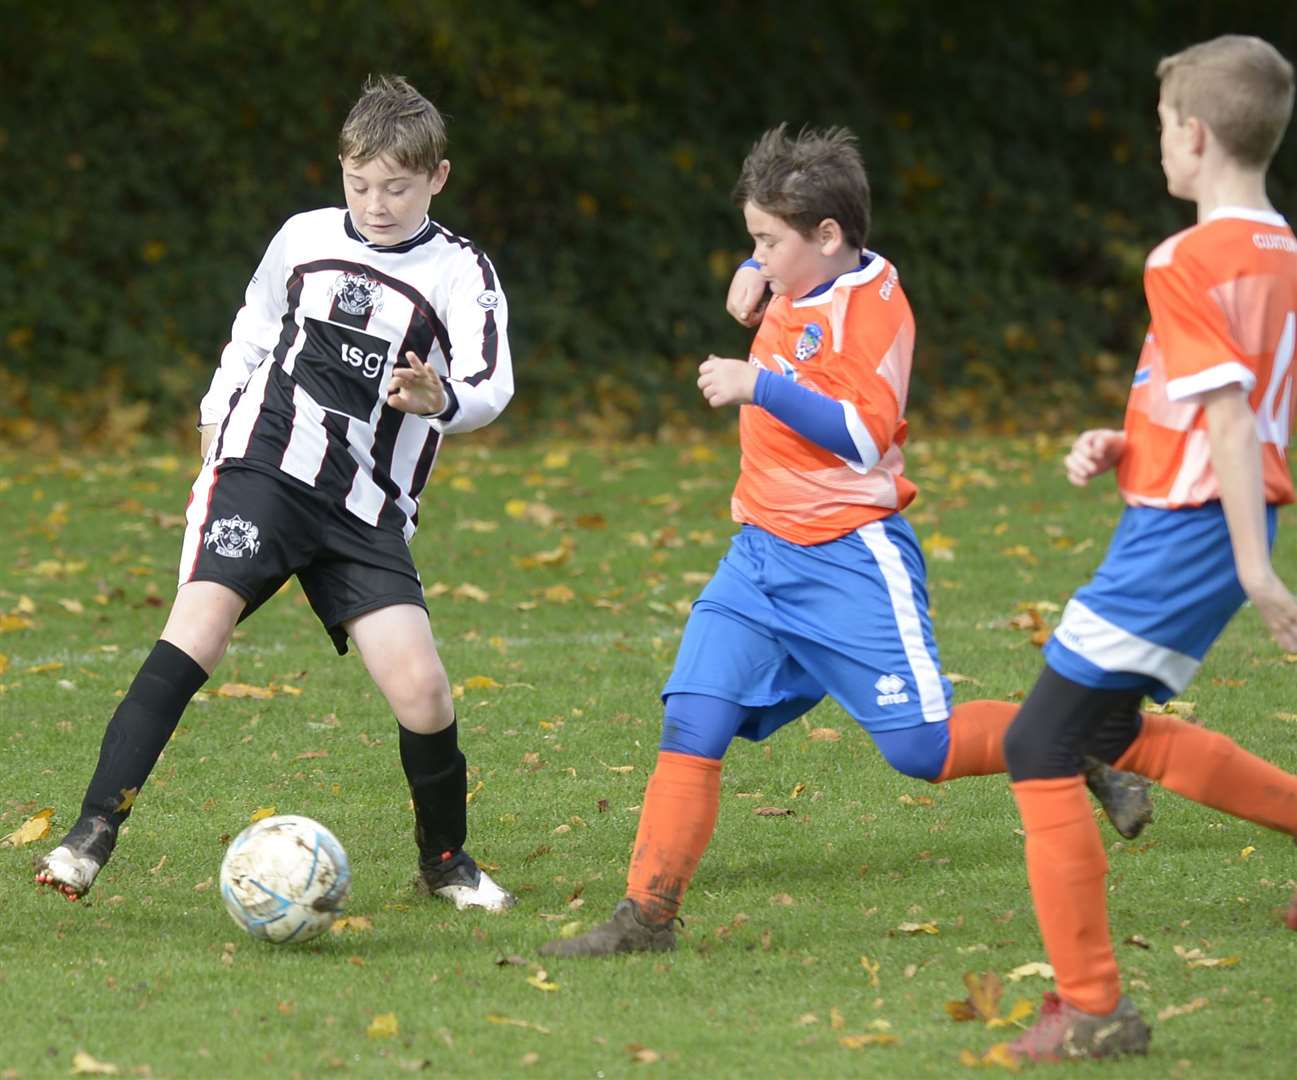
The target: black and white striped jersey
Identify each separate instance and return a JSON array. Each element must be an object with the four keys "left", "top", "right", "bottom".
[{"left": 198, "top": 208, "right": 513, "bottom": 541}]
